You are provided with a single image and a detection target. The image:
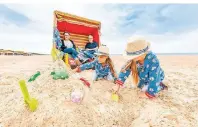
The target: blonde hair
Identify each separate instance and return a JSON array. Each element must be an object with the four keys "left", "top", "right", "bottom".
[
  {"left": 131, "top": 60, "right": 139, "bottom": 85},
  {"left": 106, "top": 57, "right": 117, "bottom": 78},
  {"left": 122, "top": 60, "right": 139, "bottom": 85},
  {"left": 122, "top": 53, "right": 147, "bottom": 85}
]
